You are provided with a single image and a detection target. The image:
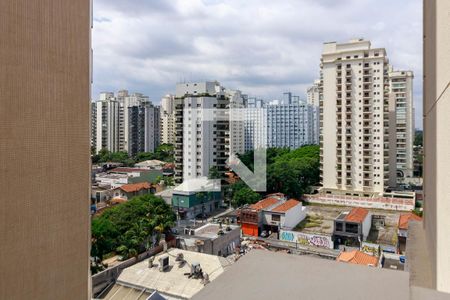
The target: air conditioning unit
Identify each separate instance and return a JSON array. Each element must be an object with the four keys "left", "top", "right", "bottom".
[{"left": 159, "top": 255, "right": 169, "bottom": 272}]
